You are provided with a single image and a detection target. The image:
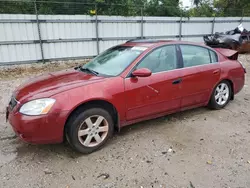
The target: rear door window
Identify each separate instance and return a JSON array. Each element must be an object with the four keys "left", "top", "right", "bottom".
[{"left": 180, "top": 45, "right": 211, "bottom": 68}]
